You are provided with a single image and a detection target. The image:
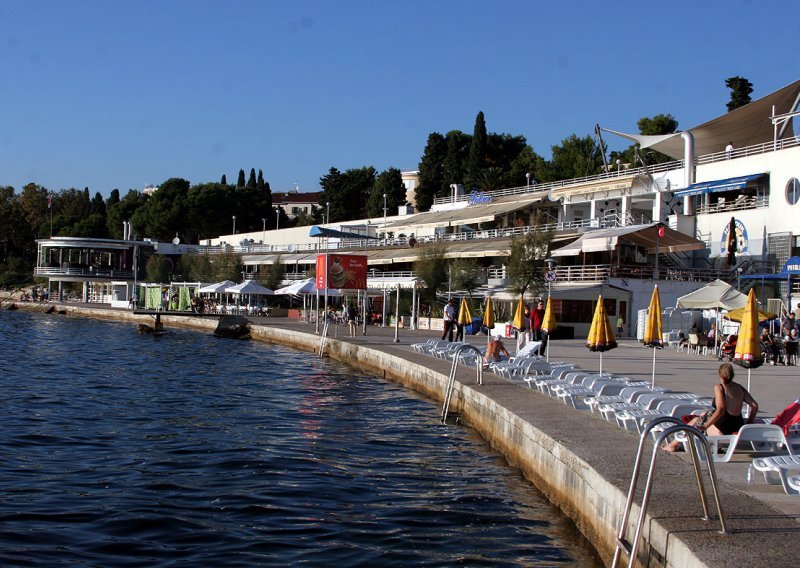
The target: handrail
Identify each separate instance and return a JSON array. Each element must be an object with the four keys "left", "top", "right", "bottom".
[
  {"left": 612, "top": 416, "right": 726, "bottom": 568},
  {"left": 441, "top": 344, "right": 484, "bottom": 423}
]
